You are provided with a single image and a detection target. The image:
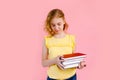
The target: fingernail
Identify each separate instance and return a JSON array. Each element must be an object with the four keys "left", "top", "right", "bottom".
[{"left": 84, "top": 65, "right": 86, "bottom": 67}]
